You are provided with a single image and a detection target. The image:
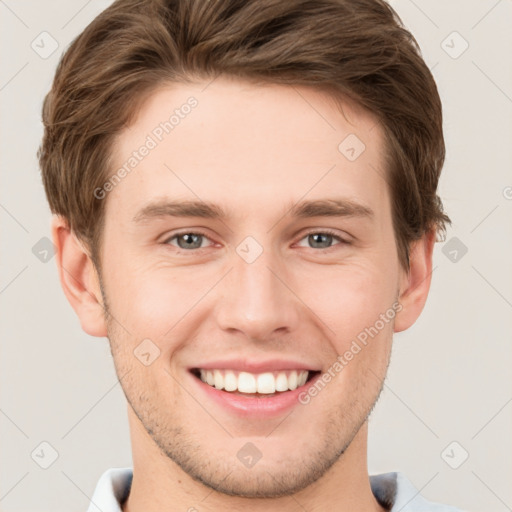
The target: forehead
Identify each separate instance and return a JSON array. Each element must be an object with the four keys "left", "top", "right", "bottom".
[{"left": 107, "top": 76, "right": 389, "bottom": 224}]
